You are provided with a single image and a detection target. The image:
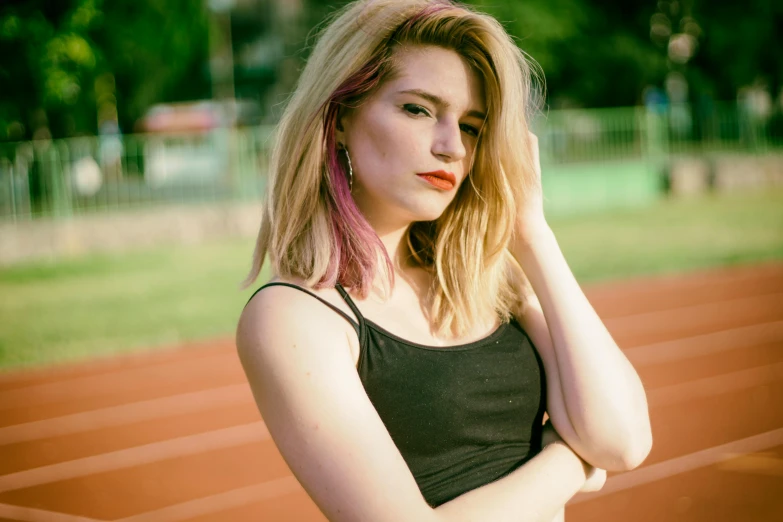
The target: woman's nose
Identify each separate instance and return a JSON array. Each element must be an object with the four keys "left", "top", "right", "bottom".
[{"left": 431, "top": 117, "right": 466, "bottom": 163}]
